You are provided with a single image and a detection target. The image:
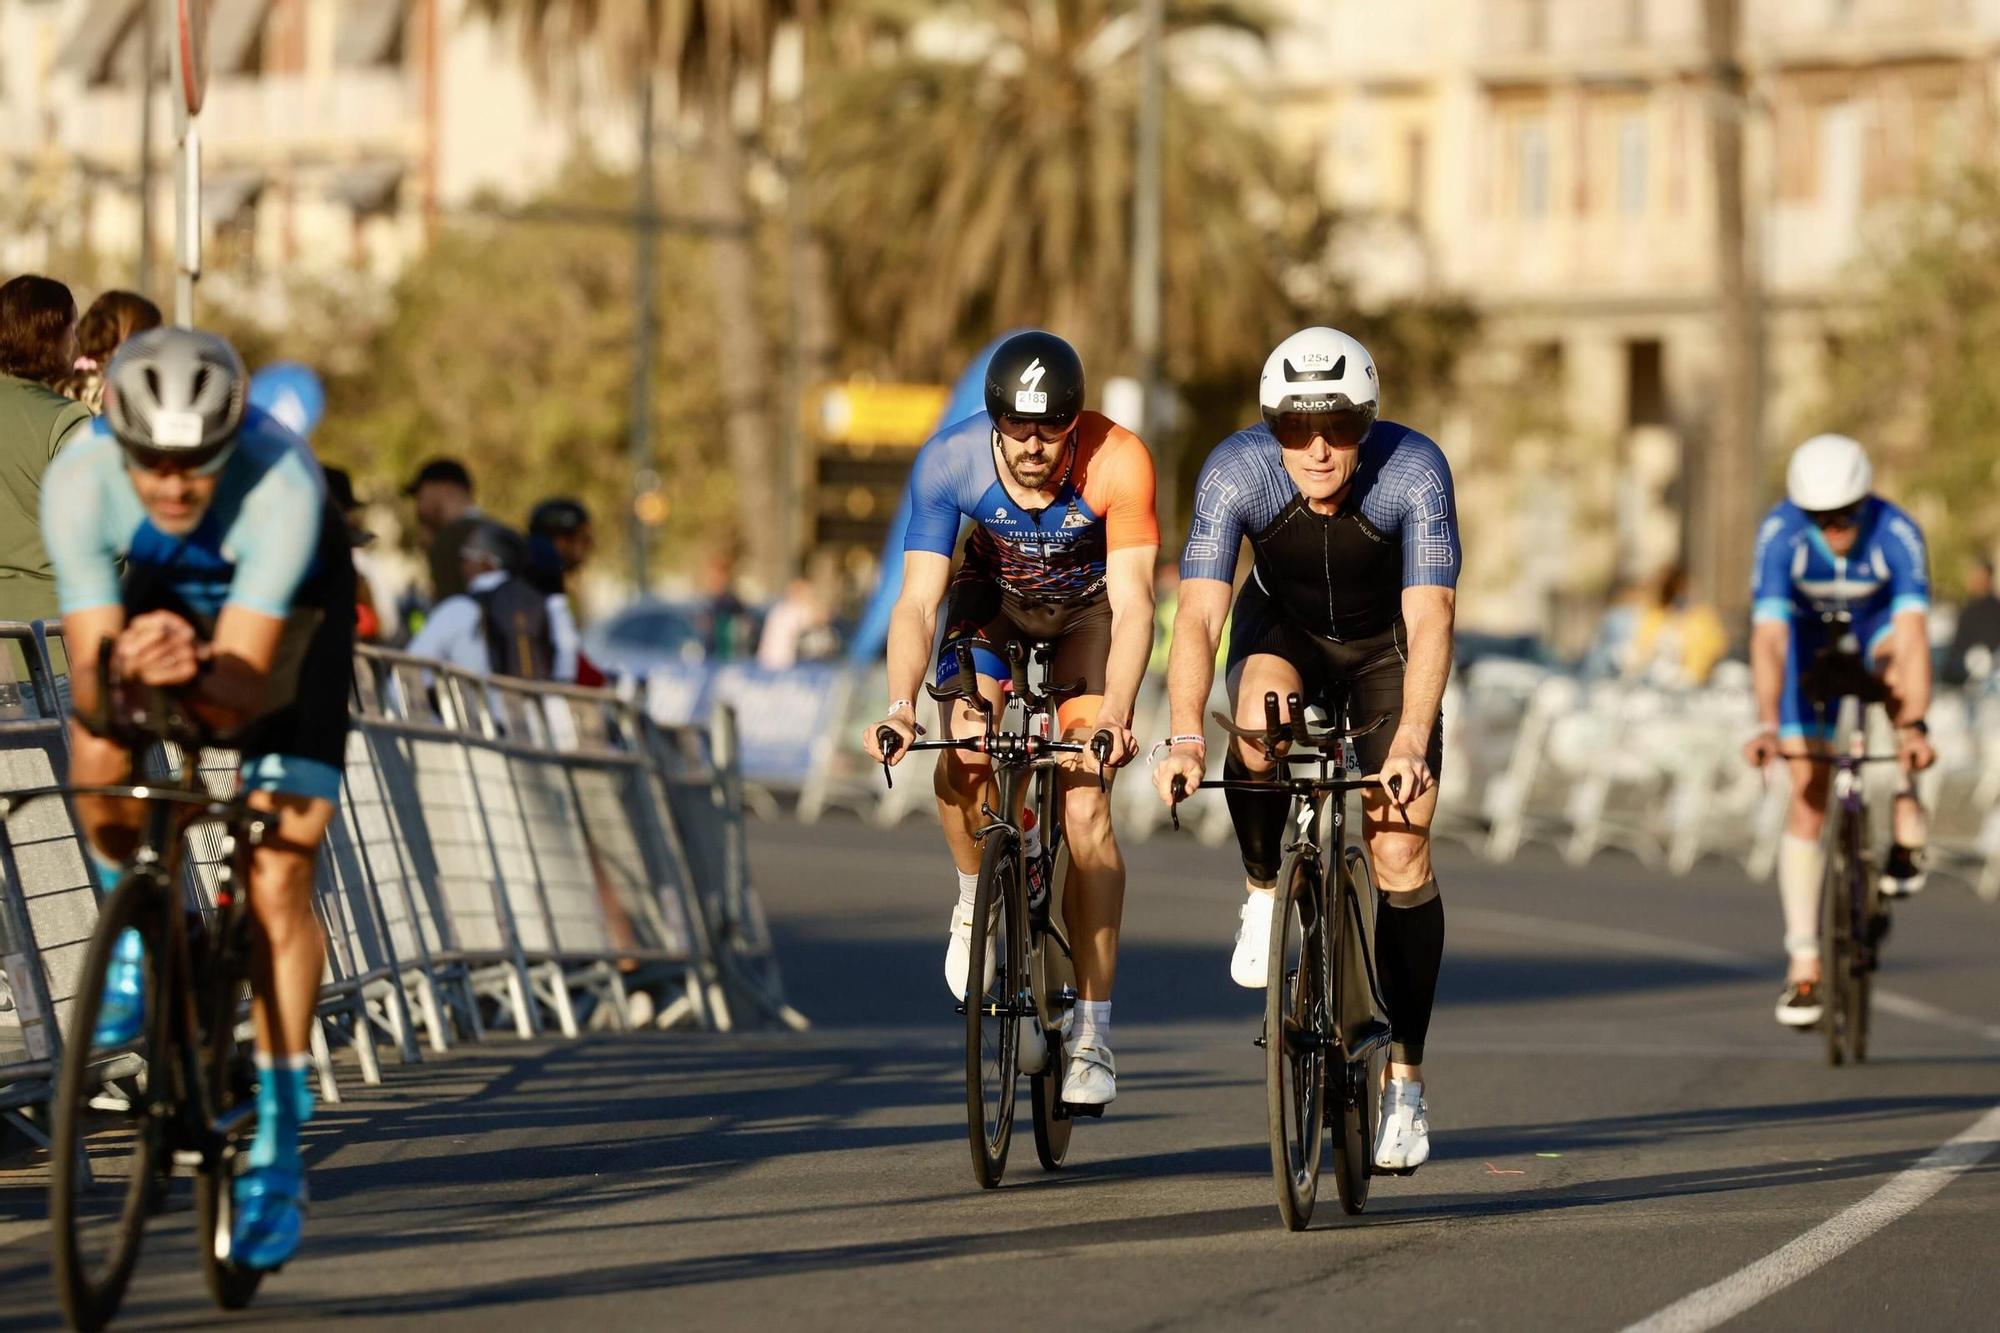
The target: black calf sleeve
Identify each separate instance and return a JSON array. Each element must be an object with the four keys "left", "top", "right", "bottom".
[
  {"left": 1224, "top": 746, "right": 1289, "bottom": 883},
  {"left": 1376, "top": 881, "right": 1444, "bottom": 1066}
]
